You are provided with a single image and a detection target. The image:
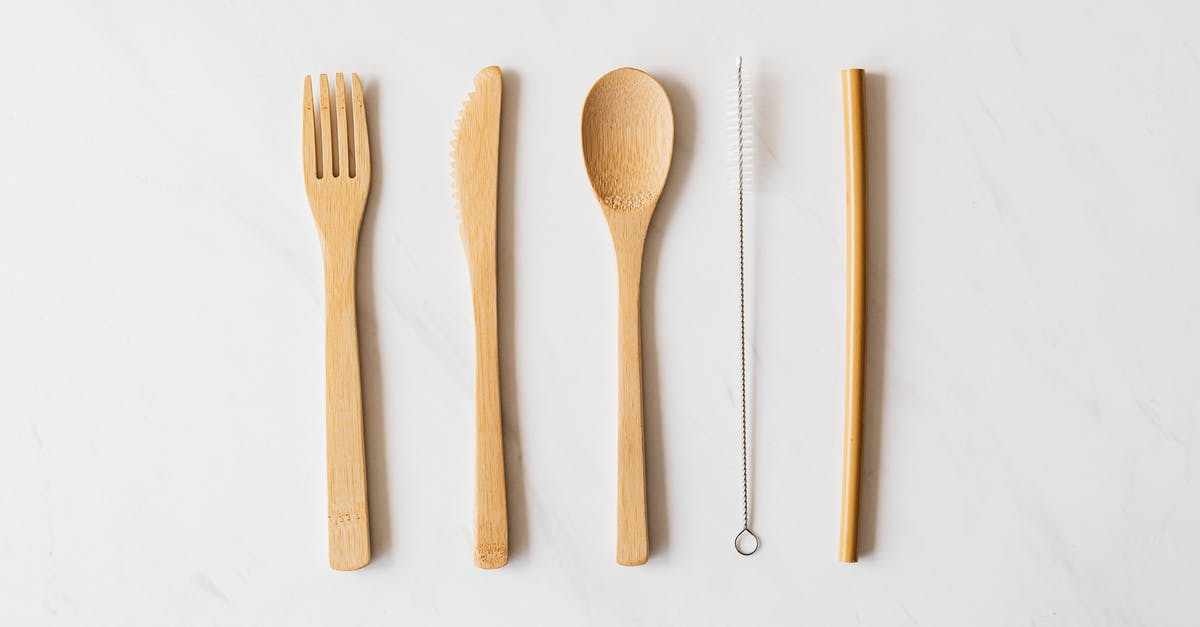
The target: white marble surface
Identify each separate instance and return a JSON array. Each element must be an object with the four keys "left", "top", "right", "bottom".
[{"left": 2, "top": 0, "right": 1199, "bottom": 624}]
